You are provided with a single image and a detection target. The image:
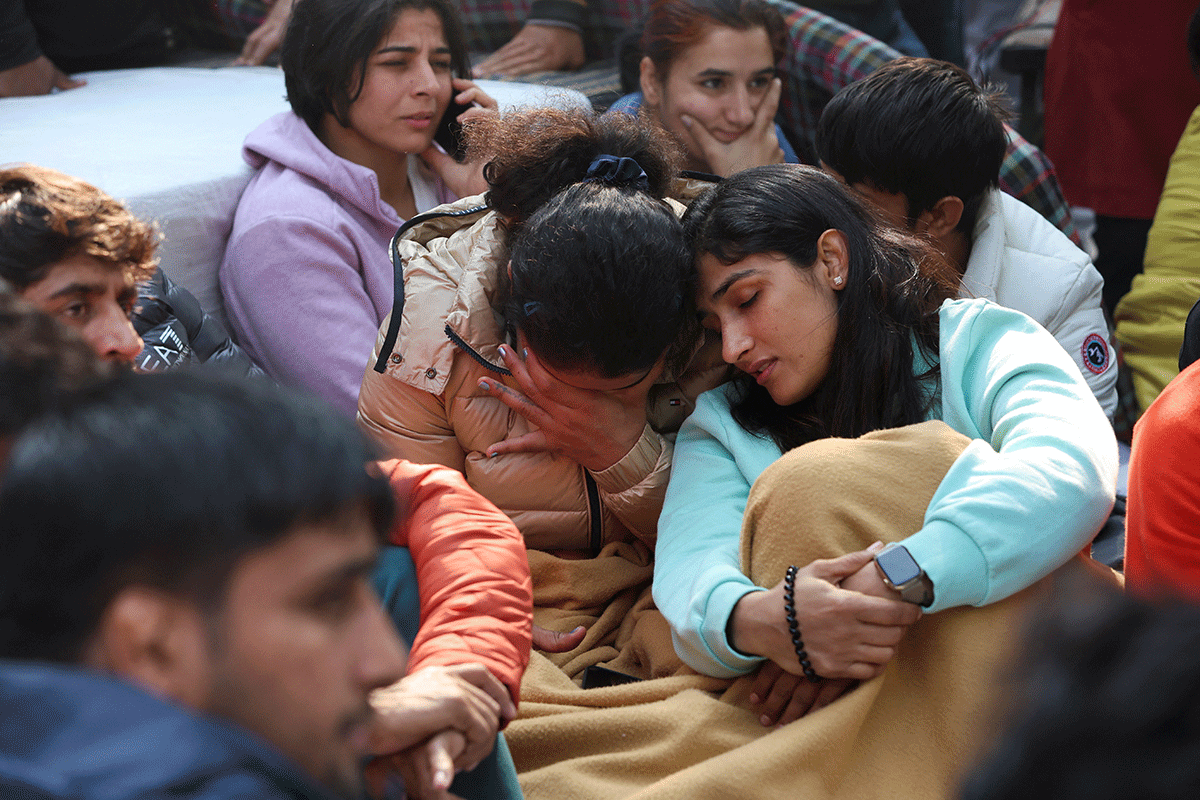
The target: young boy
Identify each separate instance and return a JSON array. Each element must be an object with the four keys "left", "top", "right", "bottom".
[{"left": 816, "top": 57, "right": 1117, "bottom": 417}]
